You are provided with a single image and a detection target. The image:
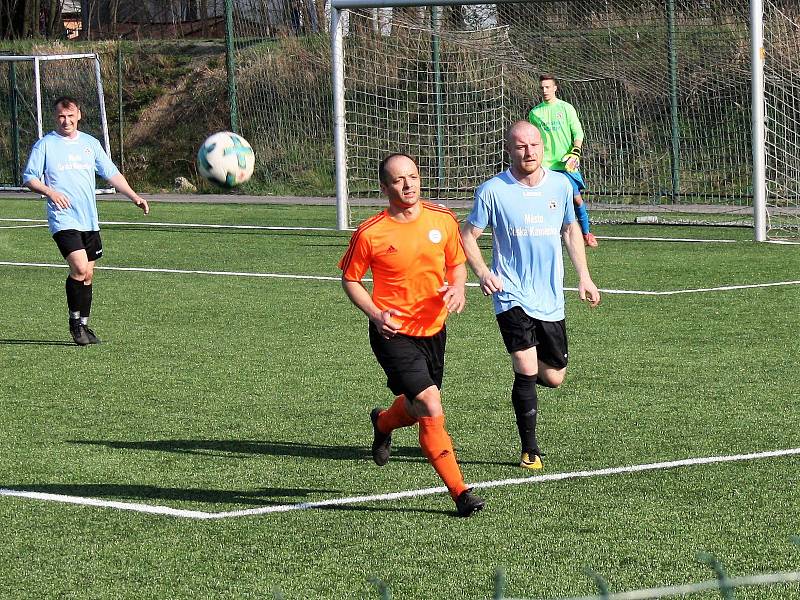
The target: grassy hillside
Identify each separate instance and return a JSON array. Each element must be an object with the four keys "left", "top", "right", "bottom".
[{"left": 0, "top": 39, "right": 240, "bottom": 195}]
